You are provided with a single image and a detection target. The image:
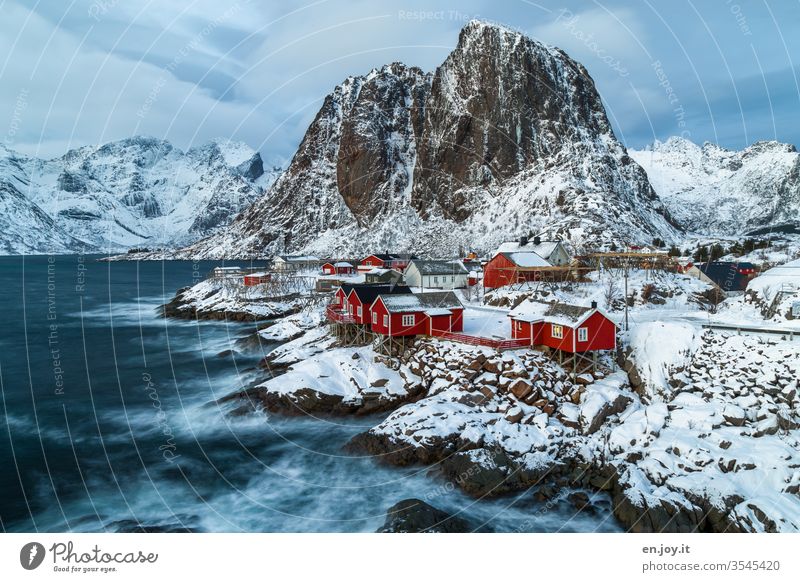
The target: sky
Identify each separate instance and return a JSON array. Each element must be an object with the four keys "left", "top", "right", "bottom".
[{"left": 2, "top": 0, "right": 799, "bottom": 165}]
